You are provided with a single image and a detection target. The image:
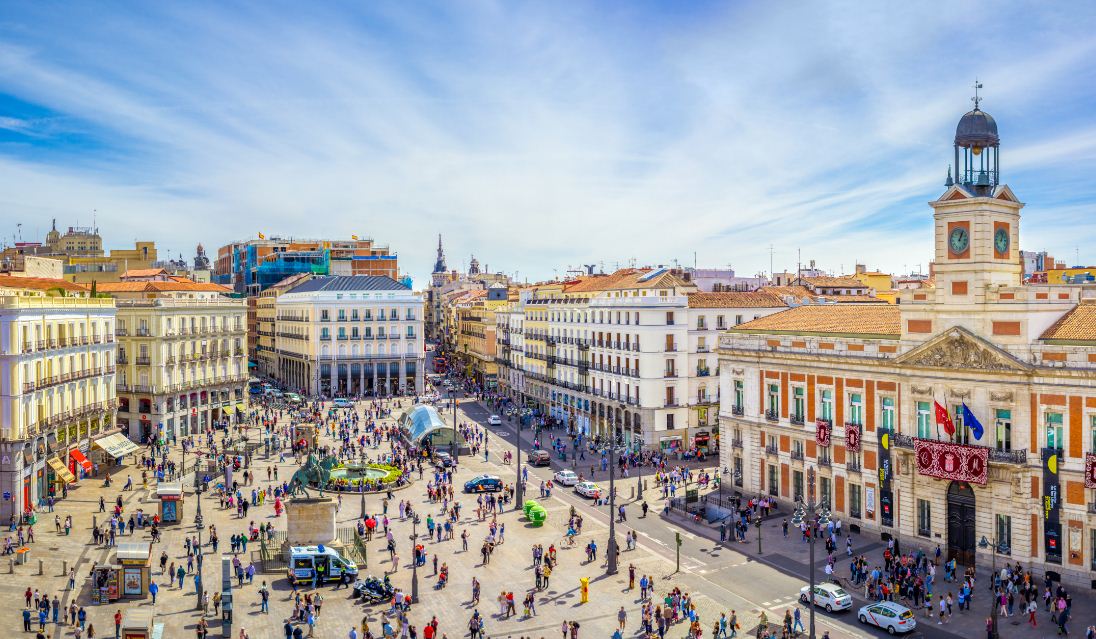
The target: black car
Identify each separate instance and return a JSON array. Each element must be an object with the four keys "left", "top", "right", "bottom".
[{"left": 433, "top": 451, "right": 454, "bottom": 467}]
